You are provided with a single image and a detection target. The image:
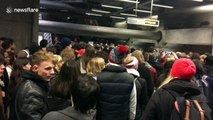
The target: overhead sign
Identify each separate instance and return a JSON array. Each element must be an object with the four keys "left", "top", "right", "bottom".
[{"left": 127, "top": 17, "right": 160, "bottom": 27}]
